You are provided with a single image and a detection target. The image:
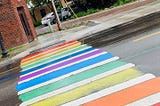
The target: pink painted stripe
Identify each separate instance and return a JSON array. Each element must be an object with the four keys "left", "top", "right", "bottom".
[{"left": 153, "top": 102, "right": 160, "bottom": 106}]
